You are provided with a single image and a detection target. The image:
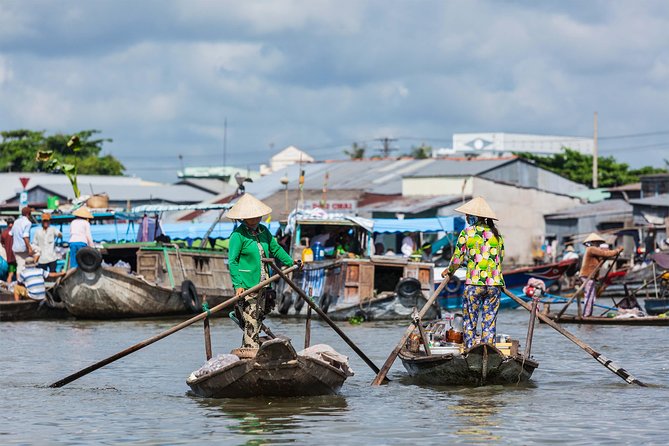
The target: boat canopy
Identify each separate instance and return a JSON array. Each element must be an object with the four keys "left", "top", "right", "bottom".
[
  {"left": 36, "top": 221, "right": 280, "bottom": 243},
  {"left": 372, "top": 216, "right": 465, "bottom": 234}
]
